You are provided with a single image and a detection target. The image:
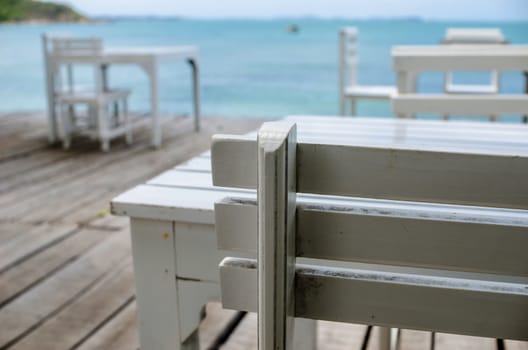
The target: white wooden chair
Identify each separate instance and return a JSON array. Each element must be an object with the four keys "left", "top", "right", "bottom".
[
  {"left": 211, "top": 121, "right": 528, "bottom": 349},
  {"left": 339, "top": 27, "right": 396, "bottom": 116},
  {"left": 44, "top": 35, "right": 132, "bottom": 151},
  {"left": 441, "top": 28, "right": 508, "bottom": 121}
]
